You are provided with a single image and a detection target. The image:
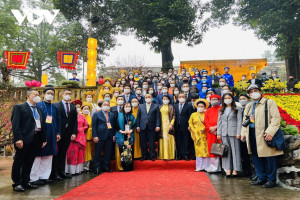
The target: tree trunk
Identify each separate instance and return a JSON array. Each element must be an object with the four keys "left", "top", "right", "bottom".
[
  {"left": 37, "top": 66, "right": 42, "bottom": 81},
  {"left": 0, "top": 63, "right": 10, "bottom": 83},
  {"left": 285, "top": 36, "right": 300, "bottom": 80},
  {"left": 161, "top": 40, "right": 174, "bottom": 72}
]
